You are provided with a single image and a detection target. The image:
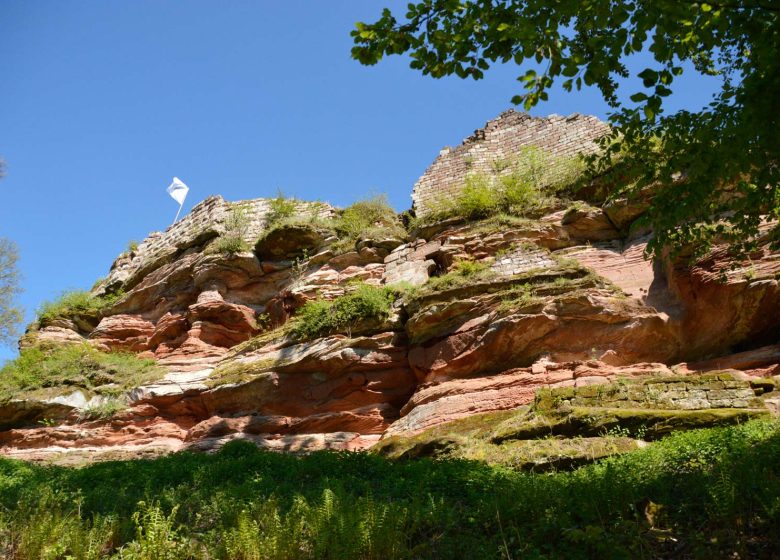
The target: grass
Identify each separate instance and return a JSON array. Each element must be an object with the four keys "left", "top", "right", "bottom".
[
  {"left": 78, "top": 398, "right": 129, "bottom": 422},
  {"left": 422, "top": 147, "right": 584, "bottom": 225},
  {"left": 37, "top": 290, "right": 124, "bottom": 327},
  {"left": 0, "top": 344, "right": 164, "bottom": 401},
  {"left": 497, "top": 283, "right": 542, "bottom": 312},
  {"left": 329, "top": 194, "right": 406, "bottom": 254},
  {"left": 257, "top": 194, "right": 405, "bottom": 257},
  {"left": 0, "top": 419, "right": 779, "bottom": 558},
  {"left": 290, "top": 284, "right": 398, "bottom": 340},
  {"left": 266, "top": 190, "right": 298, "bottom": 226},
  {"left": 210, "top": 205, "right": 251, "bottom": 255},
  {"left": 422, "top": 259, "right": 495, "bottom": 294}
]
